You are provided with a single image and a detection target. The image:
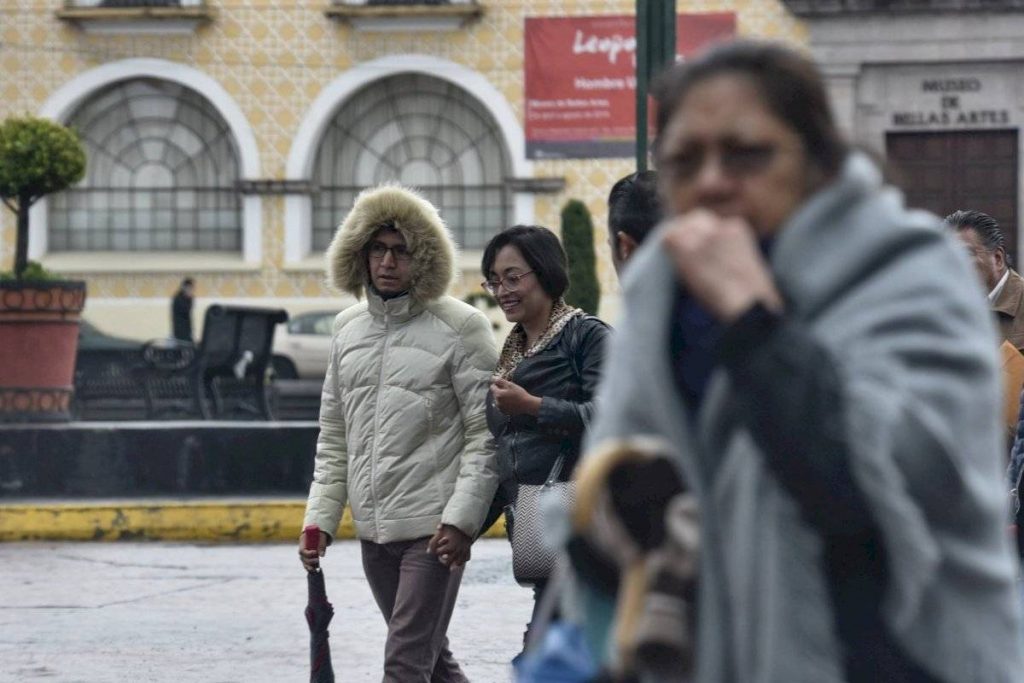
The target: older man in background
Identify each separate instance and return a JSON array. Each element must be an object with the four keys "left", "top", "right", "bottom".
[{"left": 948, "top": 210, "right": 1024, "bottom": 446}]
